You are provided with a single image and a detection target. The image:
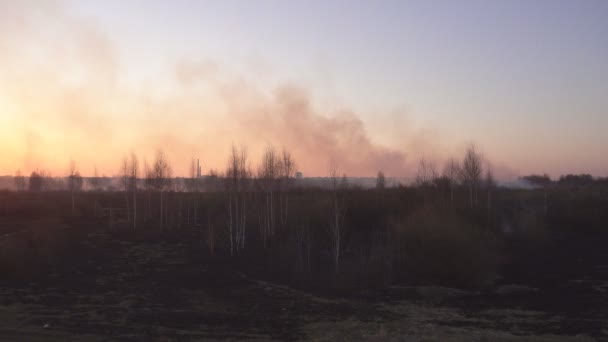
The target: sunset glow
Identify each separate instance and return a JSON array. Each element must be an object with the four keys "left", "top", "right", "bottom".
[{"left": 1, "top": 0, "right": 607, "bottom": 178}]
